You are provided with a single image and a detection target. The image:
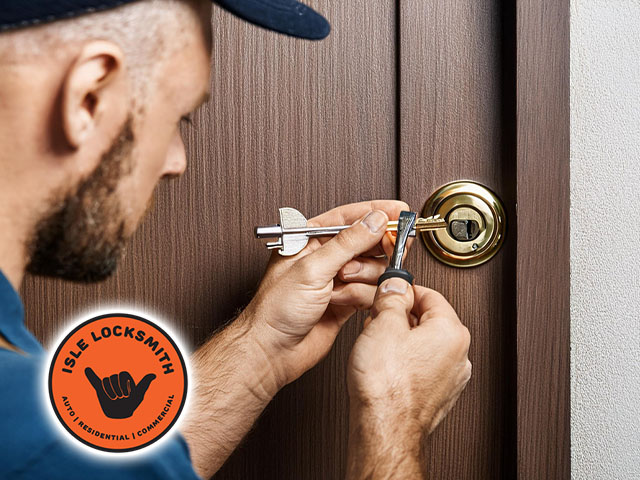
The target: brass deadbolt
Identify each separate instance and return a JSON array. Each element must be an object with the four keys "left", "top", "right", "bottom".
[{"left": 421, "top": 181, "right": 506, "bottom": 268}]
